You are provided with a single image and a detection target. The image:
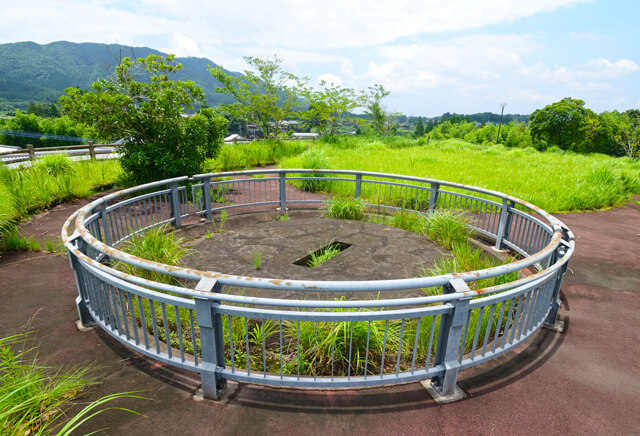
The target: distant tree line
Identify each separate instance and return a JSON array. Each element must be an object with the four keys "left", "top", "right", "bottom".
[{"left": 0, "top": 110, "right": 93, "bottom": 147}]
